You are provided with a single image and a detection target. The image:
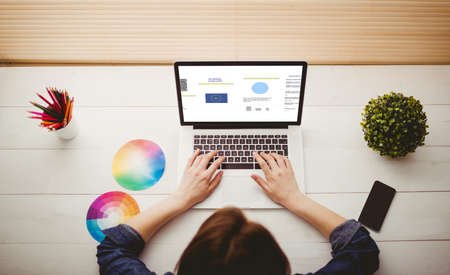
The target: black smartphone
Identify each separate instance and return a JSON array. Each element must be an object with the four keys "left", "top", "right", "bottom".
[{"left": 358, "top": 181, "right": 396, "bottom": 231}]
